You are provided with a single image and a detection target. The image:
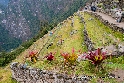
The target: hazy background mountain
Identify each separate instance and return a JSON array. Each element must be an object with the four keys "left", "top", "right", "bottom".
[
  {"left": 0, "top": 0, "right": 22, "bottom": 51},
  {"left": 0, "top": 0, "right": 9, "bottom": 6},
  {"left": 0, "top": 0, "right": 88, "bottom": 51}
]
